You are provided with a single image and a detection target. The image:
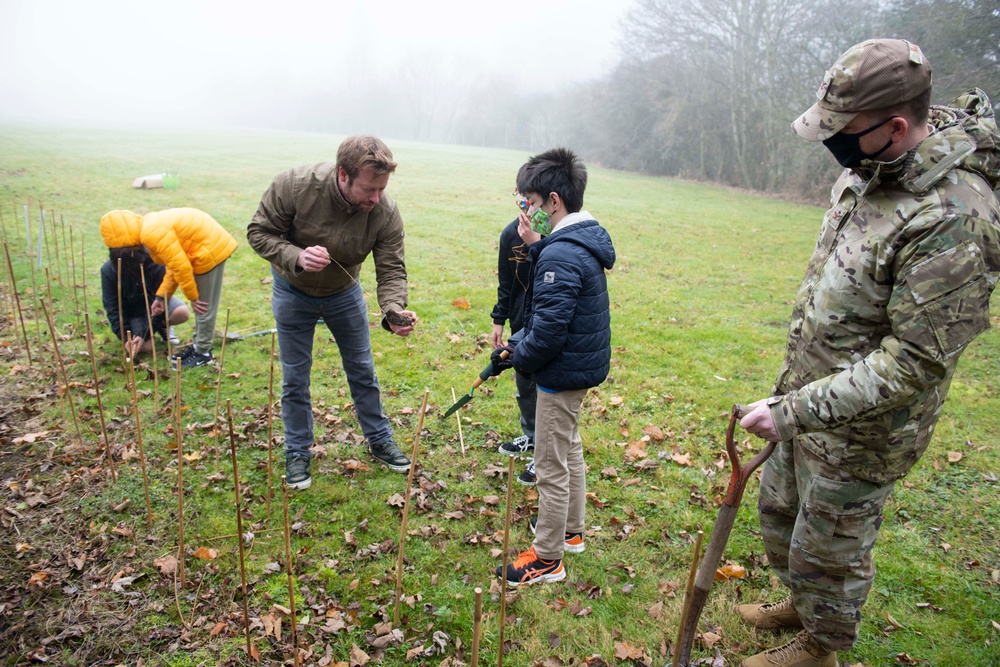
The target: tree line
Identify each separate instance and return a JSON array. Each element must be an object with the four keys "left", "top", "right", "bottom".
[{"left": 285, "top": 0, "right": 998, "bottom": 203}]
